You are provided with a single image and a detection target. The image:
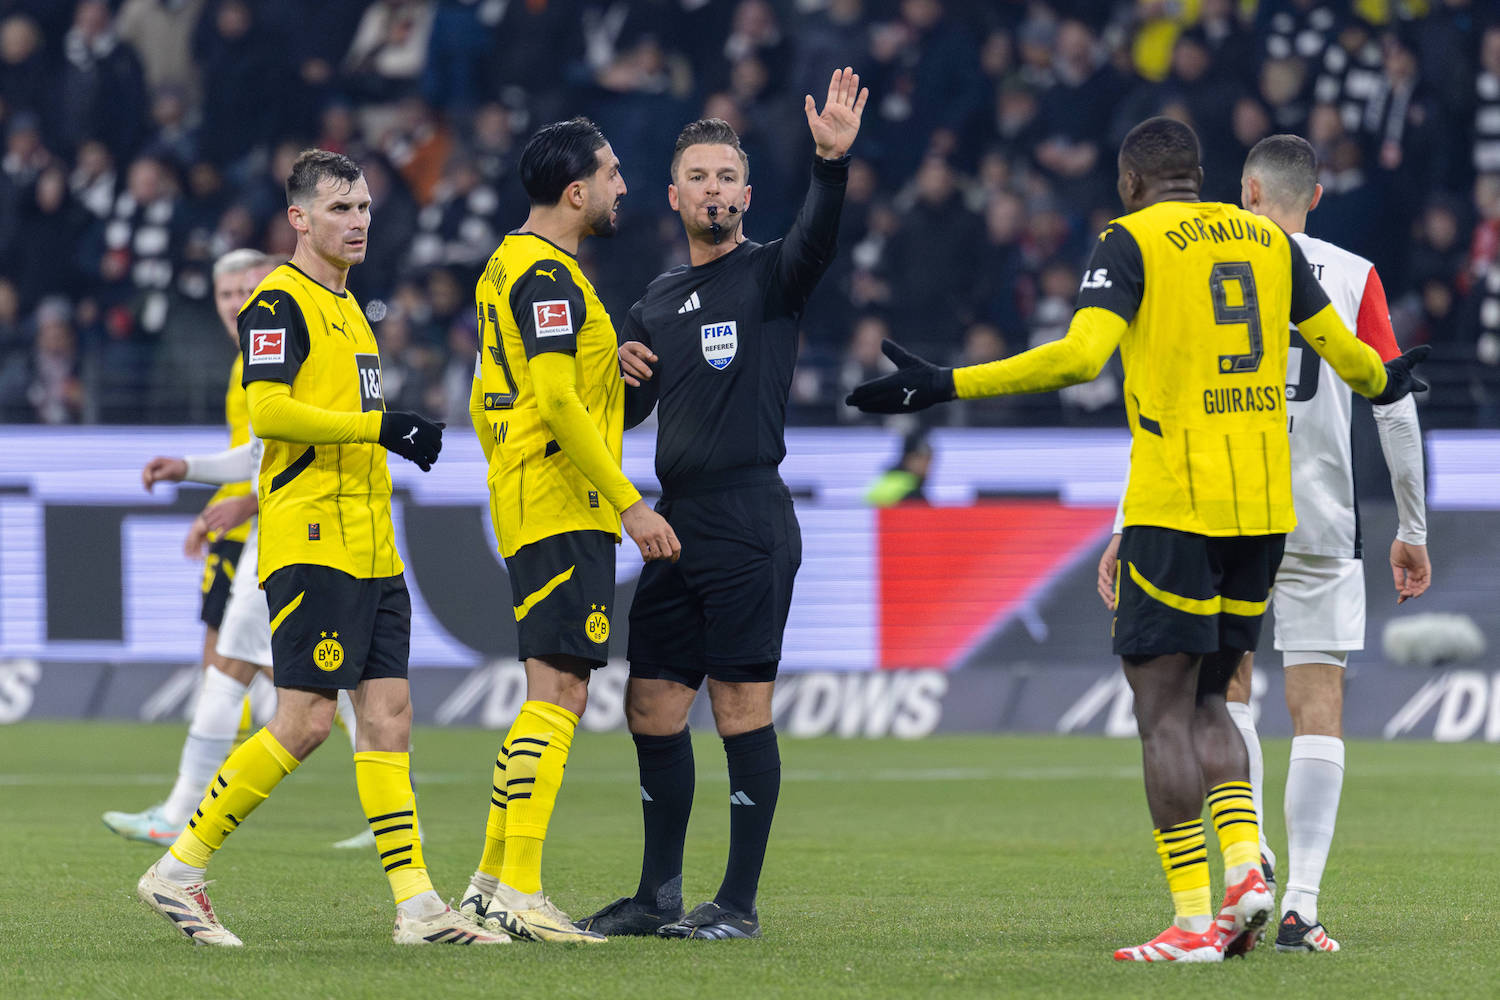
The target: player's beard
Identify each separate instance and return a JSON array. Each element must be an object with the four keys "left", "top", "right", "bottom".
[{"left": 587, "top": 198, "right": 620, "bottom": 238}]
